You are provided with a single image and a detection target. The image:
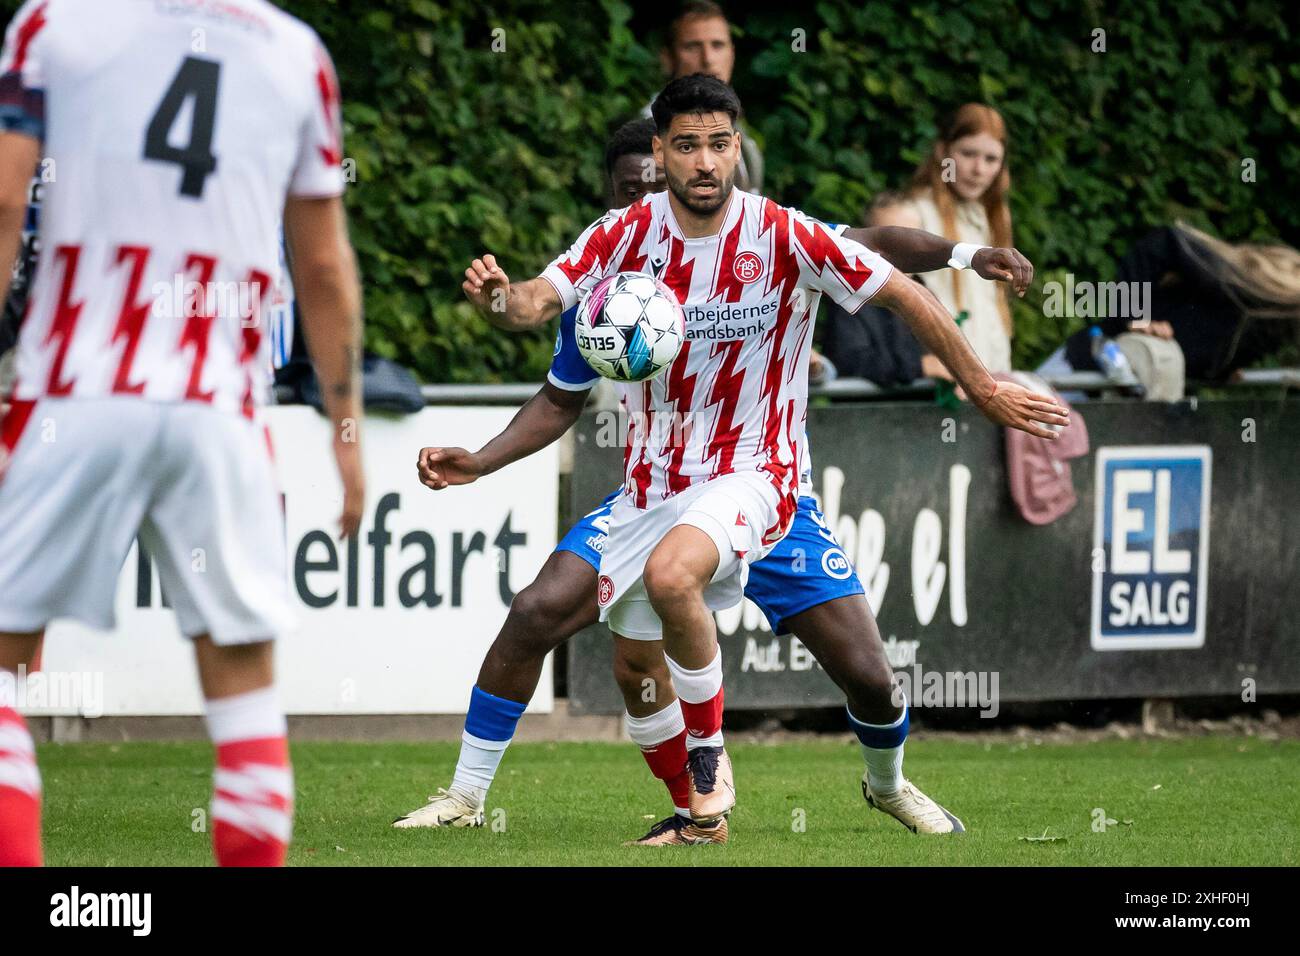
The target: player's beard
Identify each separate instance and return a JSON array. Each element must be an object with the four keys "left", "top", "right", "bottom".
[{"left": 666, "top": 167, "right": 734, "bottom": 216}]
